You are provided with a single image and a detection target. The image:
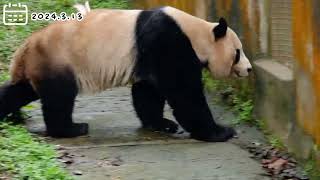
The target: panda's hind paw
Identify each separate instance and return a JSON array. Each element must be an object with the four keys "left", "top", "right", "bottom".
[
  {"left": 48, "top": 123, "right": 89, "bottom": 138},
  {"left": 72, "top": 123, "right": 89, "bottom": 136}
]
